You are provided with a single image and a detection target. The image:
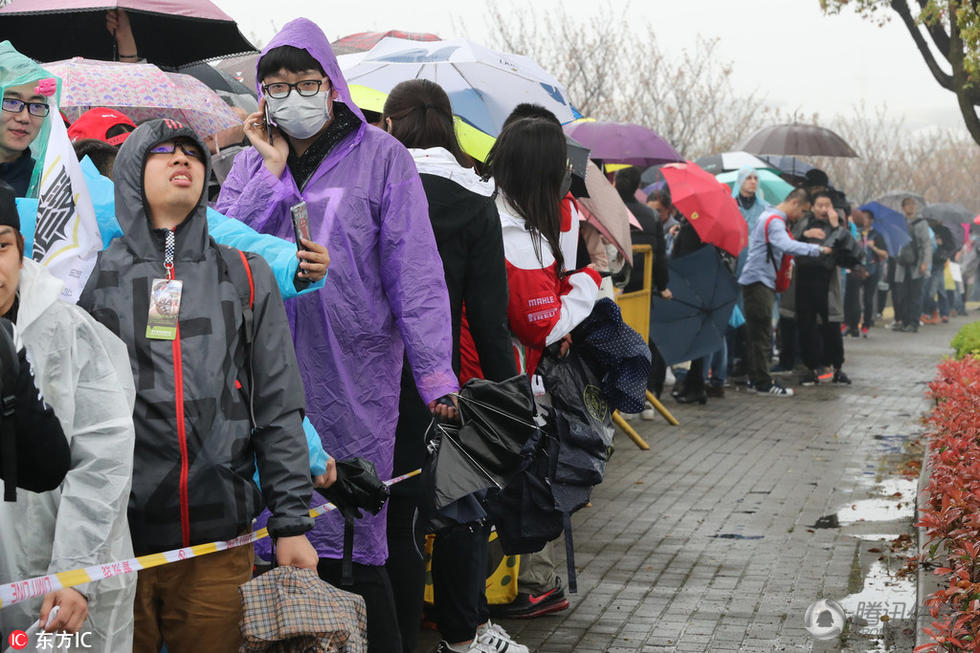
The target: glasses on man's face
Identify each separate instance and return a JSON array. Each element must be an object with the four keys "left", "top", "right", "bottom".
[
  {"left": 1, "top": 97, "right": 50, "bottom": 118},
  {"left": 262, "top": 79, "right": 326, "bottom": 99},
  {"left": 149, "top": 141, "right": 204, "bottom": 160}
]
